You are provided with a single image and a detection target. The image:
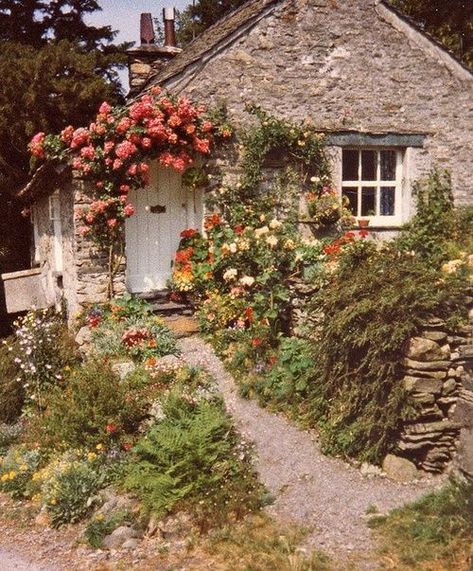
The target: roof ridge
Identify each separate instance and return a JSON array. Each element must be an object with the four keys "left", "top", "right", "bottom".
[{"left": 377, "top": 0, "right": 473, "bottom": 81}]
